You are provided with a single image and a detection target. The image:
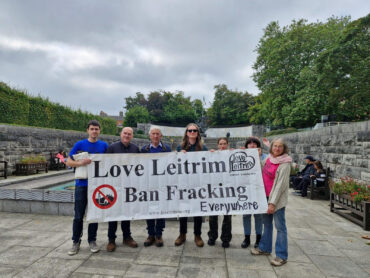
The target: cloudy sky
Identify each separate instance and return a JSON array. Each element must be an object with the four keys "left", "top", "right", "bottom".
[{"left": 0, "top": 1, "right": 369, "bottom": 115}]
